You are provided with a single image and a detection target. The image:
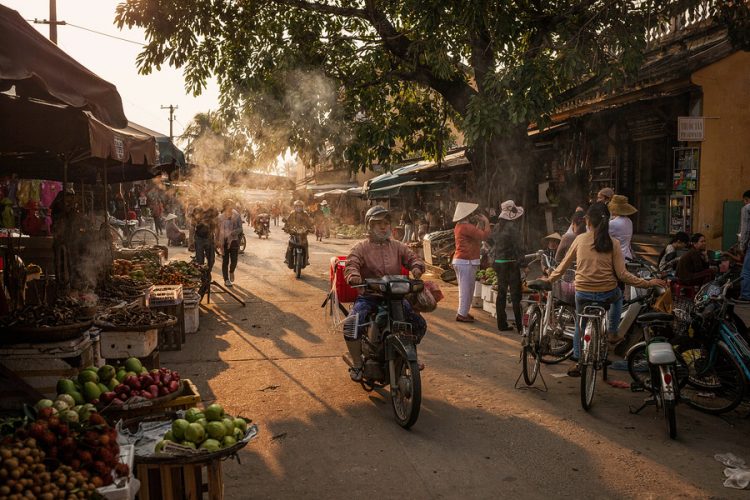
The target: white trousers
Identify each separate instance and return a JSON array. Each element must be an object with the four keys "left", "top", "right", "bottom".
[{"left": 453, "top": 262, "right": 478, "bottom": 317}]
